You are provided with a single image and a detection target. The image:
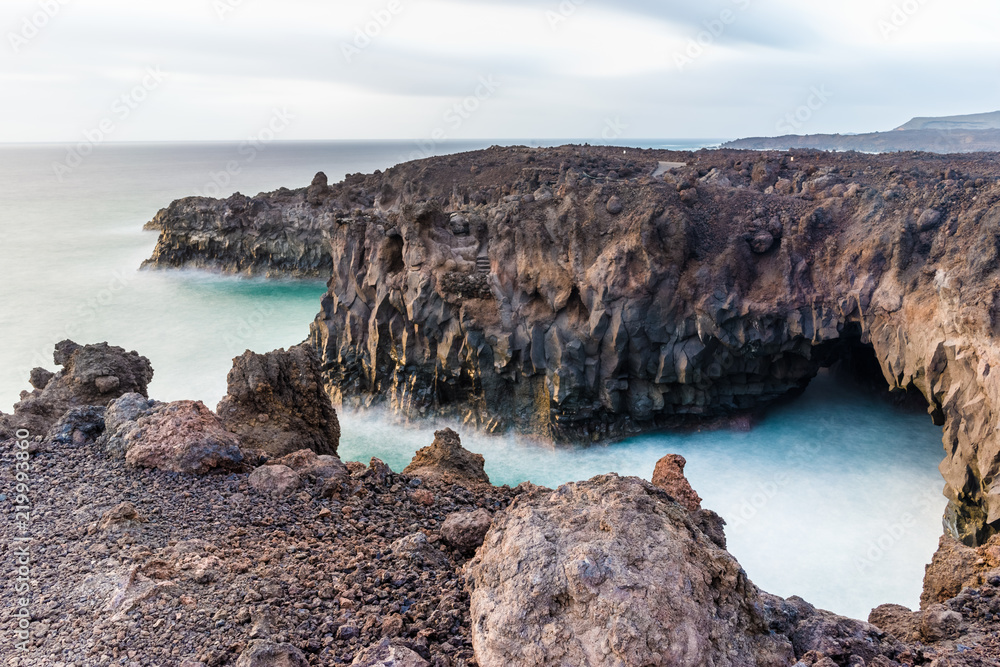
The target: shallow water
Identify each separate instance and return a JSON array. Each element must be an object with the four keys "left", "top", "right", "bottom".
[{"left": 0, "top": 141, "right": 946, "bottom": 621}]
